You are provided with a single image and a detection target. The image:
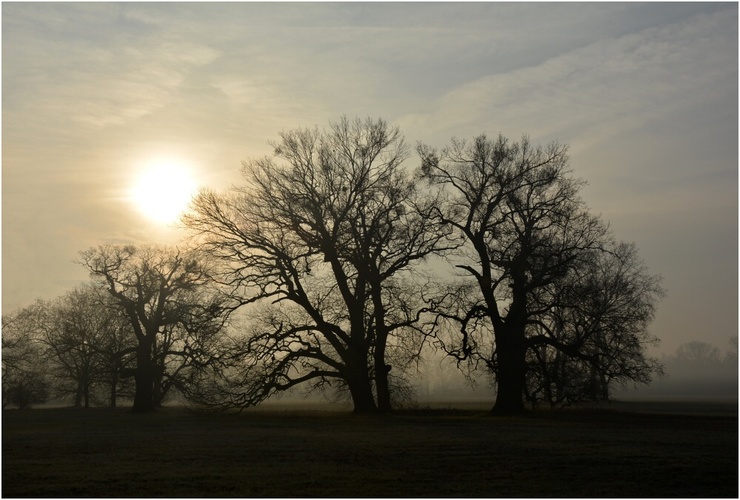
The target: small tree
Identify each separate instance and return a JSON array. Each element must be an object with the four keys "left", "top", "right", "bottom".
[
  {"left": 33, "top": 287, "right": 114, "bottom": 407},
  {"left": 96, "top": 308, "right": 137, "bottom": 408},
  {"left": 2, "top": 306, "right": 51, "bottom": 409},
  {"left": 419, "top": 134, "right": 664, "bottom": 414}
]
